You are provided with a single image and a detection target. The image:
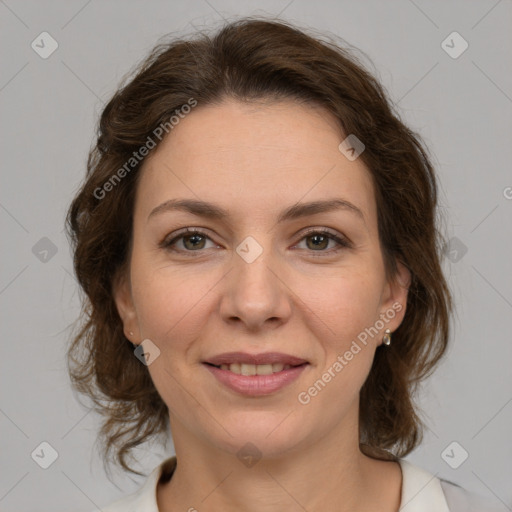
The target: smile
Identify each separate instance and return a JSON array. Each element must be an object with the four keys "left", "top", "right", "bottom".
[
  {"left": 203, "top": 362, "right": 309, "bottom": 396},
  {"left": 210, "top": 362, "right": 297, "bottom": 375}
]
